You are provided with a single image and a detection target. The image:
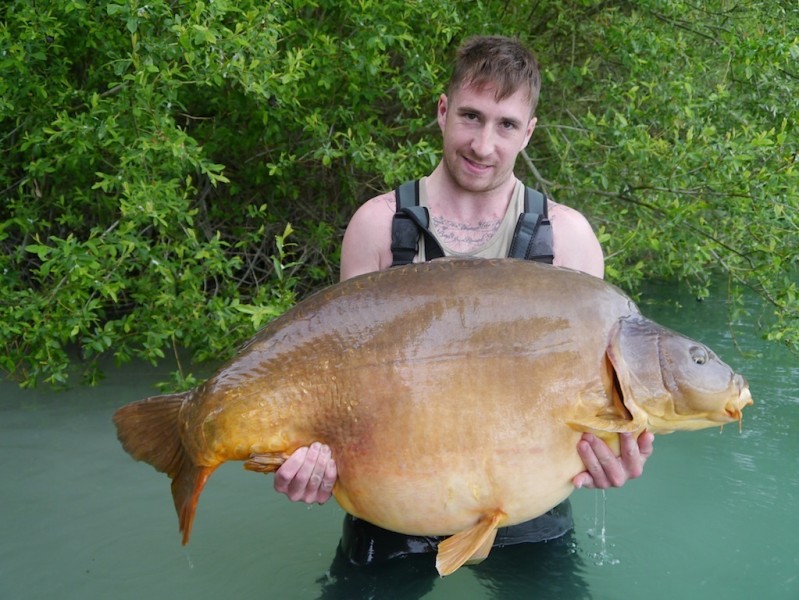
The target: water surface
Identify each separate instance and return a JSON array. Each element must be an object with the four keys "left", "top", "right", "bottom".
[{"left": 1, "top": 282, "right": 797, "bottom": 599}]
